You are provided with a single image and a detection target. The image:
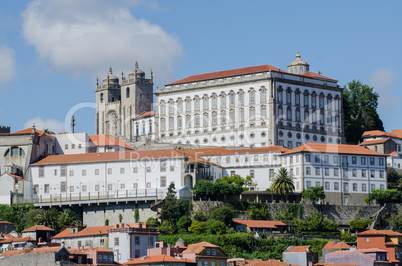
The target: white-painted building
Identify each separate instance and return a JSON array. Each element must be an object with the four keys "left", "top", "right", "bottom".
[
  {"left": 108, "top": 223, "right": 158, "bottom": 264},
  {"left": 28, "top": 149, "right": 222, "bottom": 204},
  {"left": 185, "top": 146, "right": 289, "bottom": 191},
  {"left": 388, "top": 152, "right": 402, "bottom": 169},
  {"left": 280, "top": 143, "right": 387, "bottom": 205}
]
